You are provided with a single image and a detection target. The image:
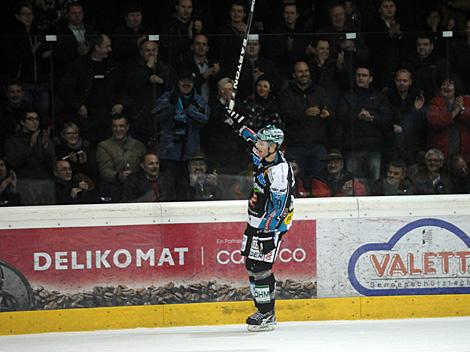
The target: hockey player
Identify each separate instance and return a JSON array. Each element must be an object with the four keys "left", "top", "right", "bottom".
[{"left": 225, "top": 108, "right": 295, "bottom": 331}]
